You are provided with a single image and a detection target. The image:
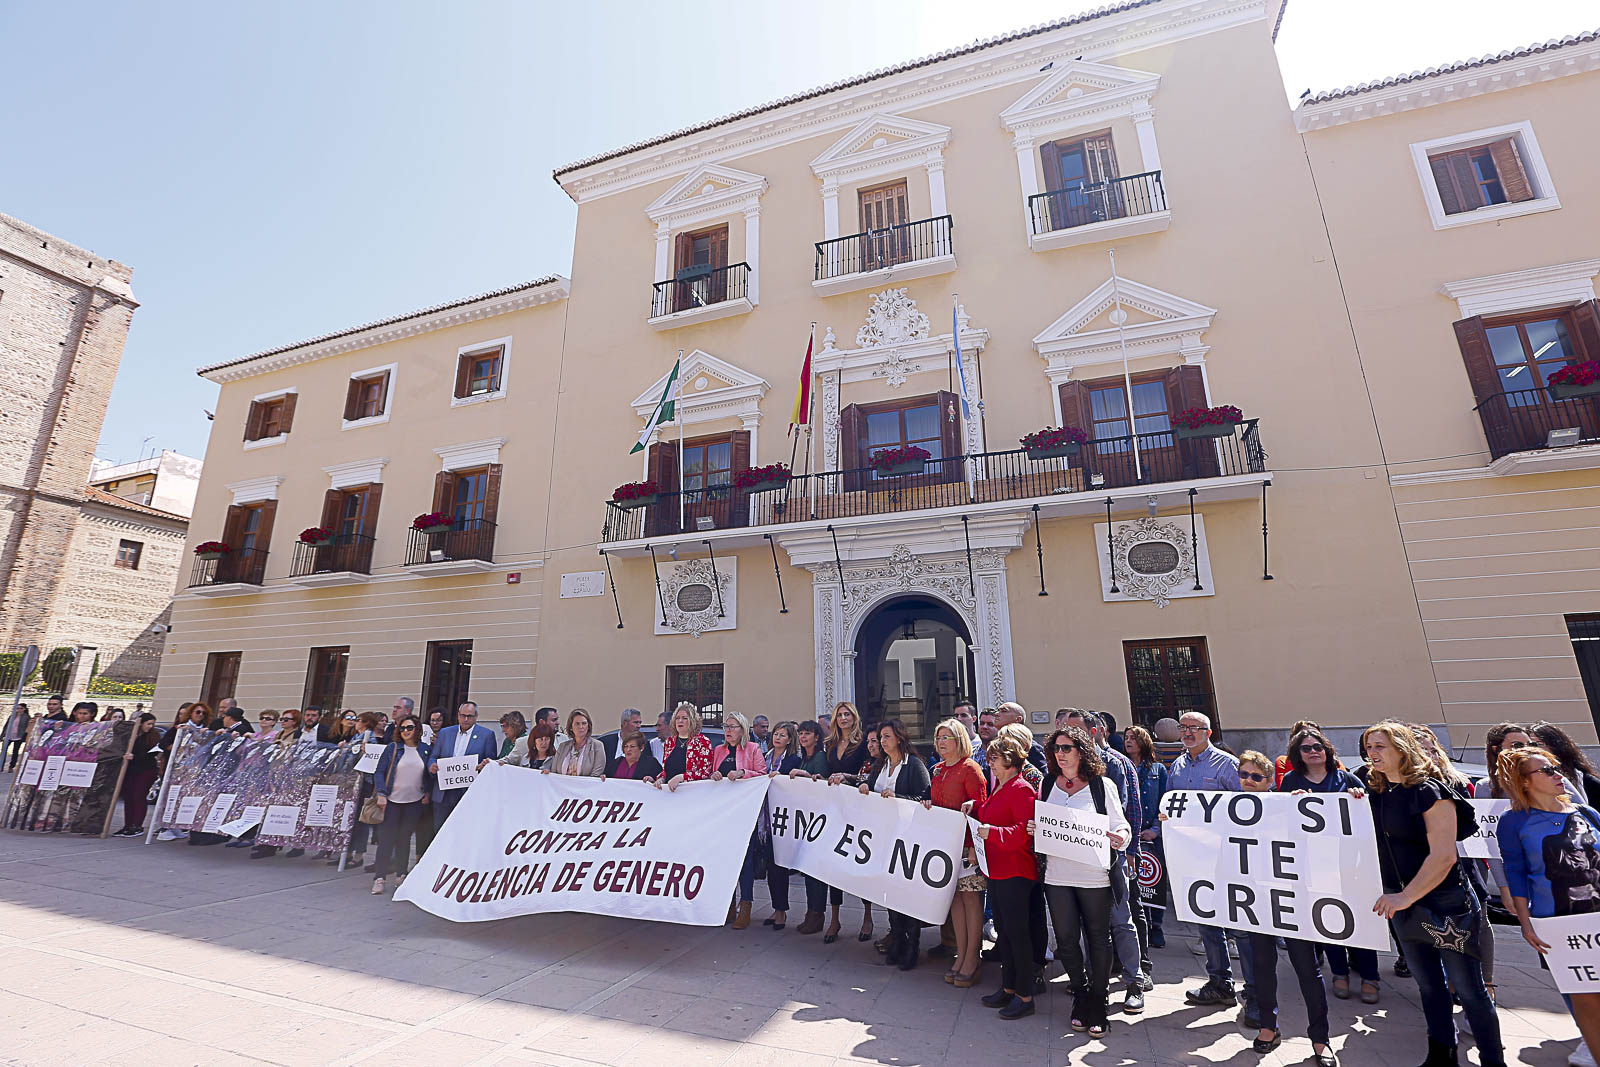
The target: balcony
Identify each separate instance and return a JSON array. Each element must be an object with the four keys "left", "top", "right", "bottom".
[
  {"left": 649, "top": 262, "right": 752, "bottom": 330},
  {"left": 813, "top": 216, "right": 955, "bottom": 297},
  {"left": 188, "top": 547, "right": 269, "bottom": 596},
  {"left": 602, "top": 421, "right": 1267, "bottom": 544},
  {"left": 404, "top": 518, "right": 497, "bottom": 575},
  {"left": 288, "top": 534, "right": 376, "bottom": 586},
  {"left": 1474, "top": 388, "right": 1600, "bottom": 472},
  {"left": 1027, "top": 171, "right": 1170, "bottom": 252}
]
